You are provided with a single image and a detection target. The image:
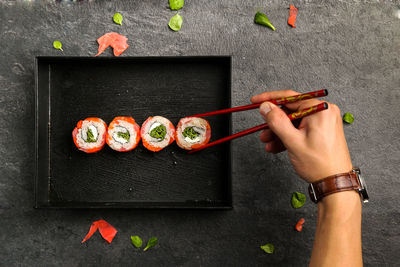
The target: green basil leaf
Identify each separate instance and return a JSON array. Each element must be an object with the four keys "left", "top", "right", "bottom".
[
  {"left": 143, "top": 237, "right": 158, "bottom": 251},
  {"left": 343, "top": 112, "right": 354, "bottom": 124},
  {"left": 291, "top": 192, "right": 306, "bottom": 208},
  {"left": 113, "top": 12, "right": 123, "bottom": 25},
  {"left": 130, "top": 235, "right": 143, "bottom": 248},
  {"left": 254, "top": 12, "right": 275, "bottom": 31},
  {"left": 169, "top": 0, "right": 184, "bottom": 10},
  {"left": 260, "top": 243, "right": 274, "bottom": 254},
  {"left": 168, "top": 14, "right": 183, "bottom": 32},
  {"left": 53, "top": 41, "right": 63, "bottom": 51}
]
